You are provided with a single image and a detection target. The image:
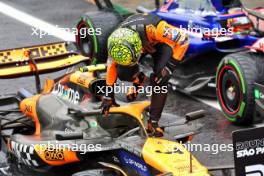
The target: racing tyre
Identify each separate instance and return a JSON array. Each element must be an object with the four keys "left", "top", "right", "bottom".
[
  {"left": 76, "top": 11, "right": 122, "bottom": 64},
  {"left": 216, "top": 52, "right": 257, "bottom": 125},
  {"left": 255, "top": 52, "right": 264, "bottom": 84}
]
